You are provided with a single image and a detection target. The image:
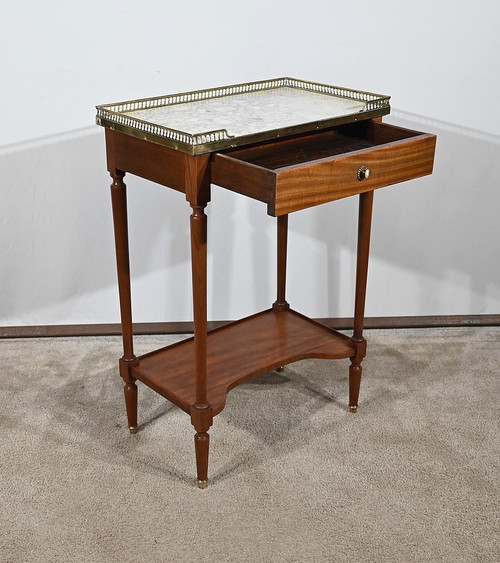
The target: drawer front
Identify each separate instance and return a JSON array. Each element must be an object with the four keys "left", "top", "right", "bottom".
[
  {"left": 272, "top": 133, "right": 436, "bottom": 215},
  {"left": 212, "top": 123, "right": 436, "bottom": 216}
]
